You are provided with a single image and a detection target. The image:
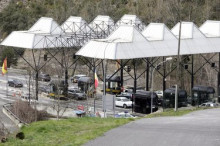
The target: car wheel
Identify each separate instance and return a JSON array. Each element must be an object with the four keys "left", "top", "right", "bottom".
[{"left": 123, "top": 104, "right": 127, "bottom": 109}]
